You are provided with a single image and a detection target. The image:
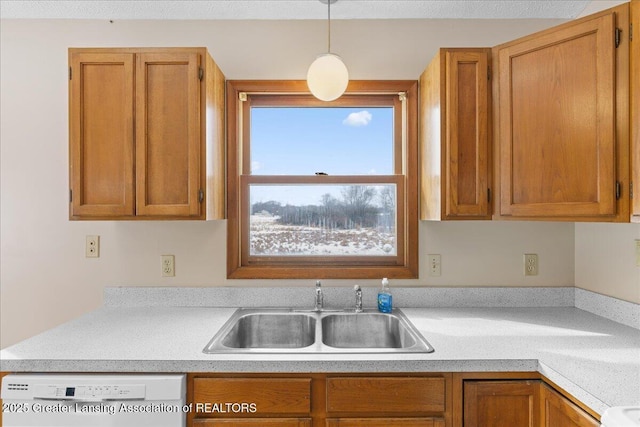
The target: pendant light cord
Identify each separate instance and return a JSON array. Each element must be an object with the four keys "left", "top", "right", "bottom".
[{"left": 327, "top": 0, "right": 331, "bottom": 53}]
